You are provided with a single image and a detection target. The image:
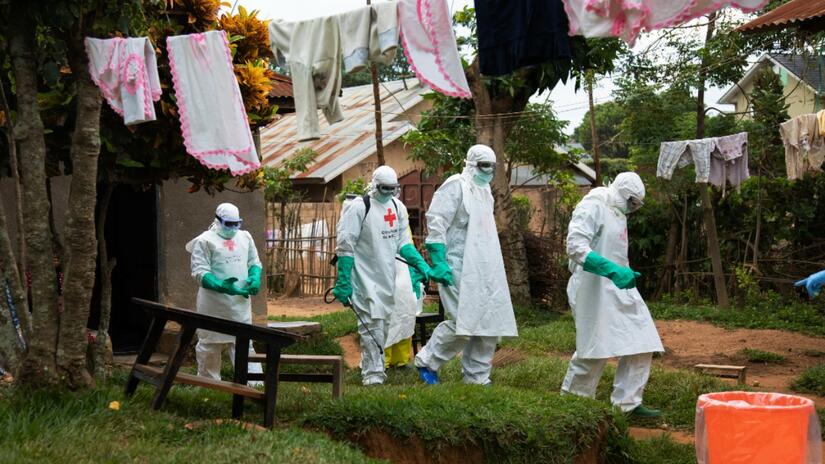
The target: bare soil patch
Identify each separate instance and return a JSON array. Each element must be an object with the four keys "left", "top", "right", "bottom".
[
  {"left": 336, "top": 334, "right": 361, "bottom": 368},
  {"left": 655, "top": 320, "right": 825, "bottom": 392},
  {"left": 266, "top": 296, "right": 338, "bottom": 318}
]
